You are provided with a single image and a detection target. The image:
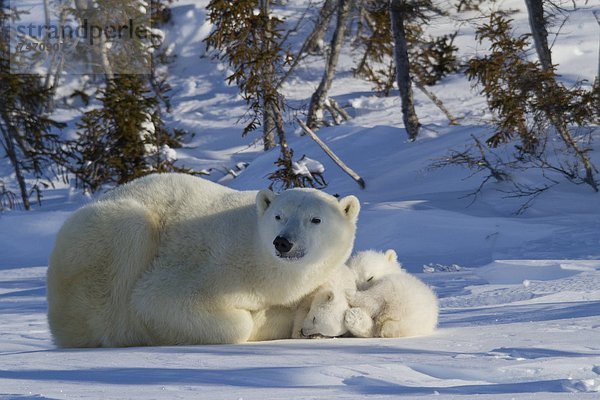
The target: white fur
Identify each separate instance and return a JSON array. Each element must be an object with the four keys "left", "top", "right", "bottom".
[
  {"left": 349, "top": 249, "right": 404, "bottom": 290},
  {"left": 291, "top": 264, "right": 356, "bottom": 338},
  {"left": 345, "top": 250, "right": 439, "bottom": 338},
  {"left": 47, "top": 173, "right": 360, "bottom": 347},
  {"left": 248, "top": 306, "right": 296, "bottom": 342}
]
